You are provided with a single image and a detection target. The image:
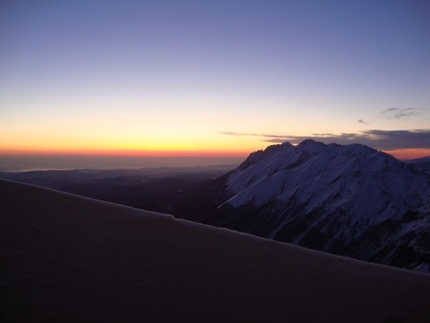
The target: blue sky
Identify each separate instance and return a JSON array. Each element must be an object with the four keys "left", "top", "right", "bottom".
[{"left": 1, "top": 0, "right": 429, "bottom": 164}]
